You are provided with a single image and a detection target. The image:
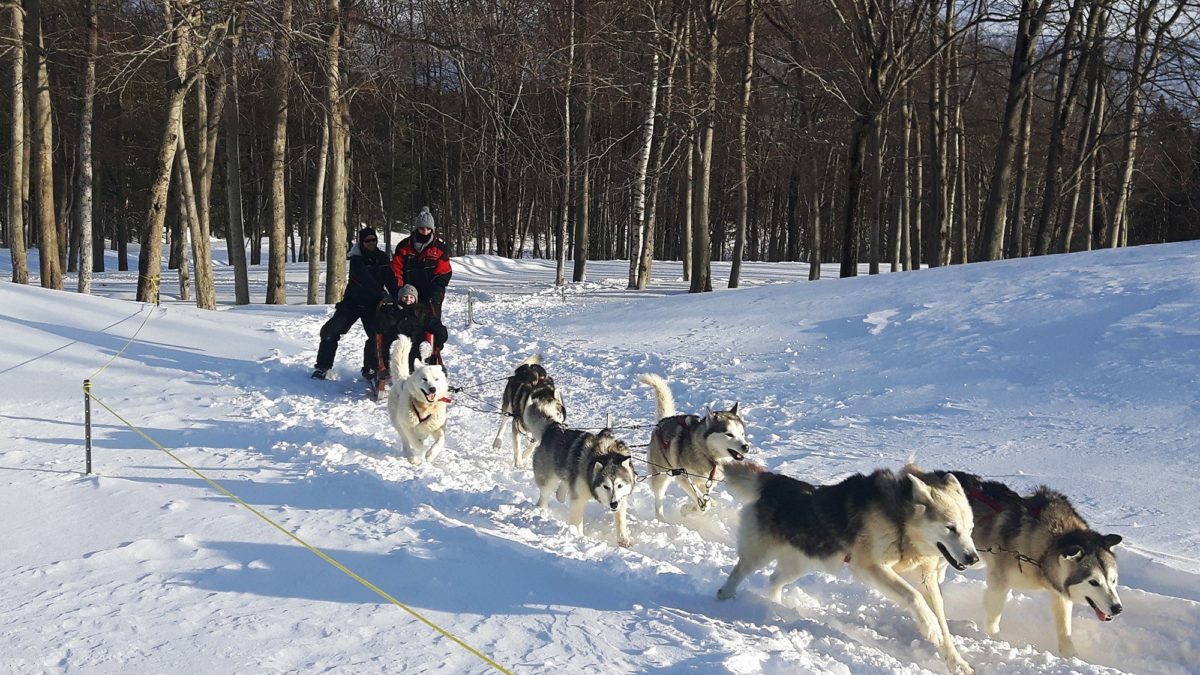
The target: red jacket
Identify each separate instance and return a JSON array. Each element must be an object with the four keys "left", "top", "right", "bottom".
[{"left": 390, "top": 236, "right": 452, "bottom": 304}]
